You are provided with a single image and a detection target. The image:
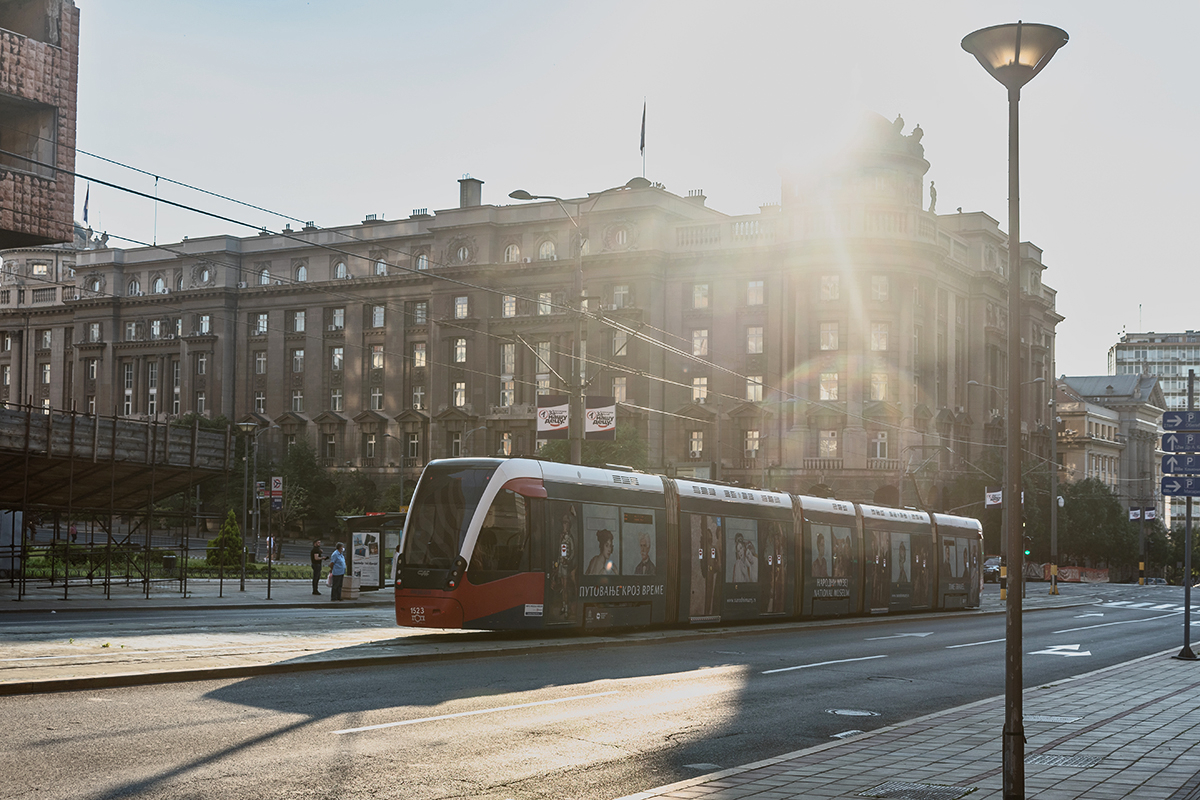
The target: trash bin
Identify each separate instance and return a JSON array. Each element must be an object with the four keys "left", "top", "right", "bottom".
[
  {"left": 161, "top": 553, "right": 177, "bottom": 572},
  {"left": 342, "top": 575, "right": 361, "bottom": 600}
]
